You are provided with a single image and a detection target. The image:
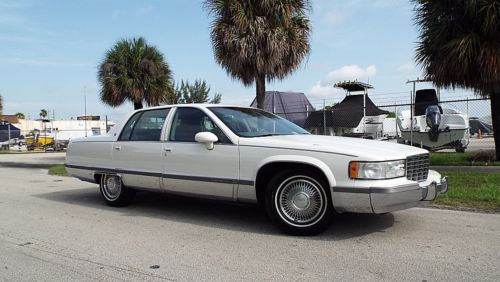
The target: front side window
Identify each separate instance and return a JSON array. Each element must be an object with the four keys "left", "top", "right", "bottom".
[
  {"left": 169, "top": 107, "right": 230, "bottom": 143},
  {"left": 119, "top": 108, "right": 170, "bottom": 141},
  {"left": 209, "top": 107, "right": 309, "bottom": 137}
]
